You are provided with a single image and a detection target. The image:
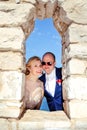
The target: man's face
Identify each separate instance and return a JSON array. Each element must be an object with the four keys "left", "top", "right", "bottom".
[{"left": 42, "top": 54, "right": 56, "bottom": 74}]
